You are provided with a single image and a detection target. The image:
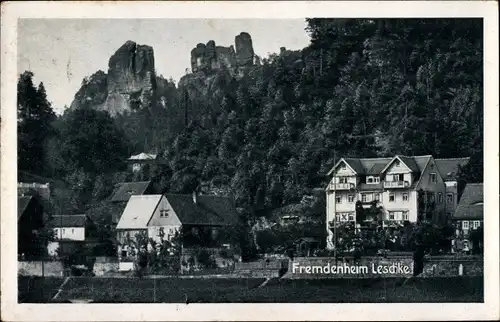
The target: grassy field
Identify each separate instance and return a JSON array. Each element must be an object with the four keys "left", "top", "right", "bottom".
[{"left": 18, "top": 276, "right": 483, "bottom": 303}]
